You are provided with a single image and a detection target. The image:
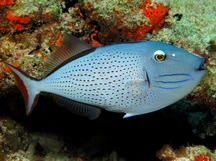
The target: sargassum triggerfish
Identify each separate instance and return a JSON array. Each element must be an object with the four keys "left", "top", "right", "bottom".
[{"left": 5, "top": 34, "right": 206, "bottom": 119}]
